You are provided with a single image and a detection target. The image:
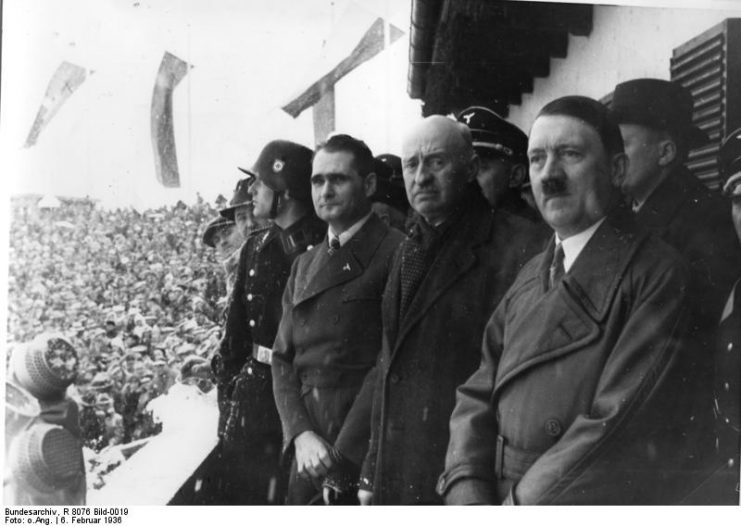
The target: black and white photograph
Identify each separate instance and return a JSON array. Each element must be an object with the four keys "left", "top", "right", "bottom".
[{"left": 2, "top": 0, "right": 740, "bottom": 517}]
